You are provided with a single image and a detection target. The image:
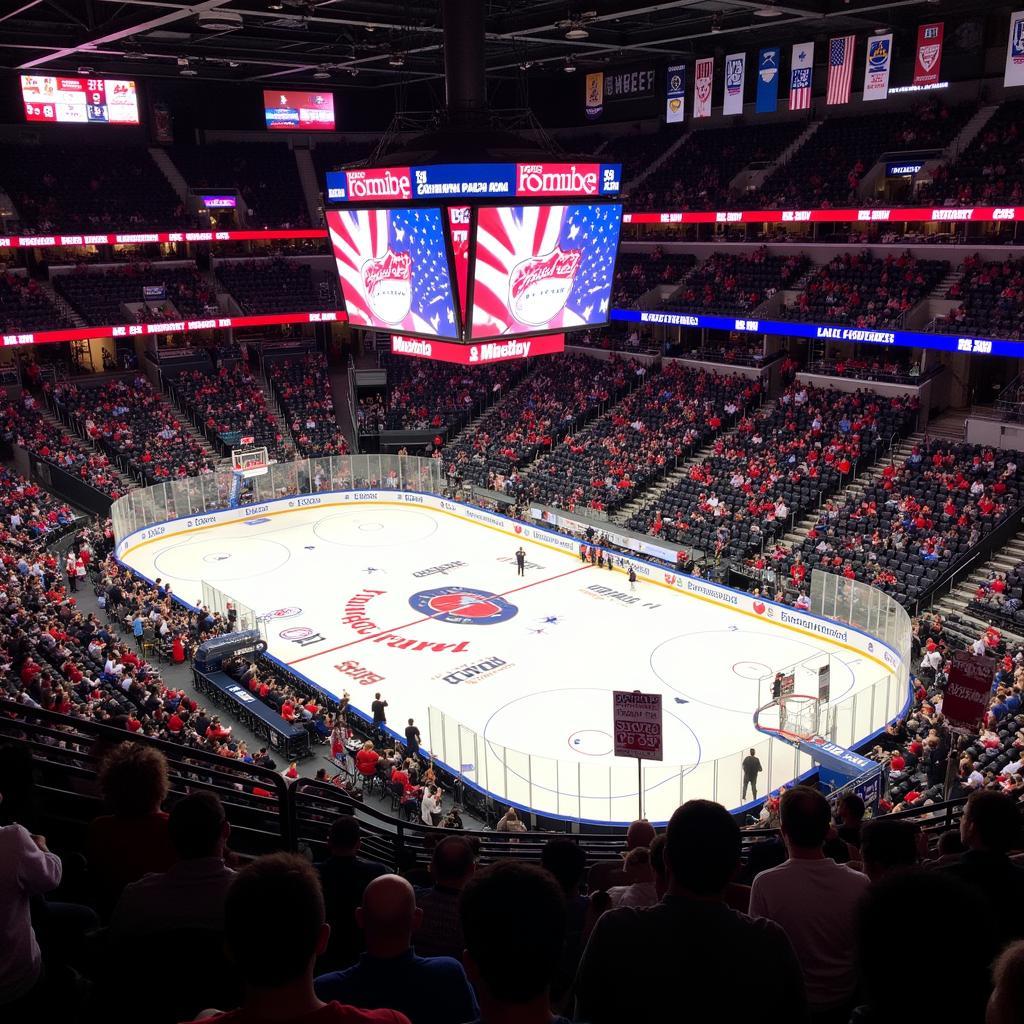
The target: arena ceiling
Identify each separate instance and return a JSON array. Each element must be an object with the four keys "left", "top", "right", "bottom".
[{"left": 0, "top": 0, "right": 988, "bottom": 90}]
